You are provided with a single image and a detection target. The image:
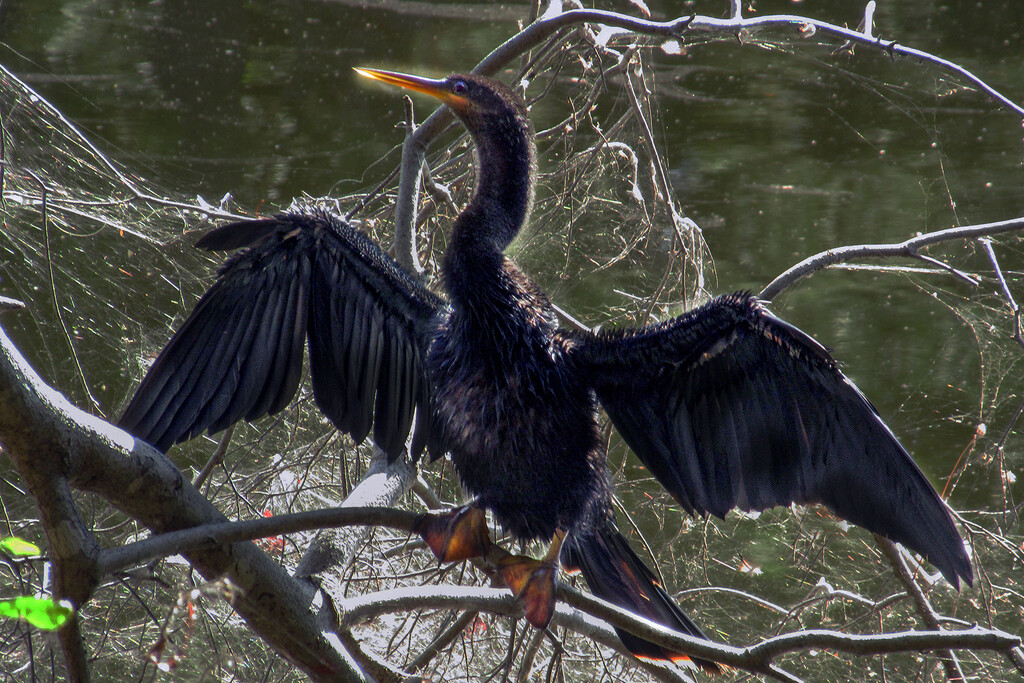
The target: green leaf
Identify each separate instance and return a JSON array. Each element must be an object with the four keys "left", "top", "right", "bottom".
[
  {"left": 1, "top": 537, "right": 41, "bottom": 557},
  {"left": 0, "top": 596, "right": 73, "bottom": 630}
]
